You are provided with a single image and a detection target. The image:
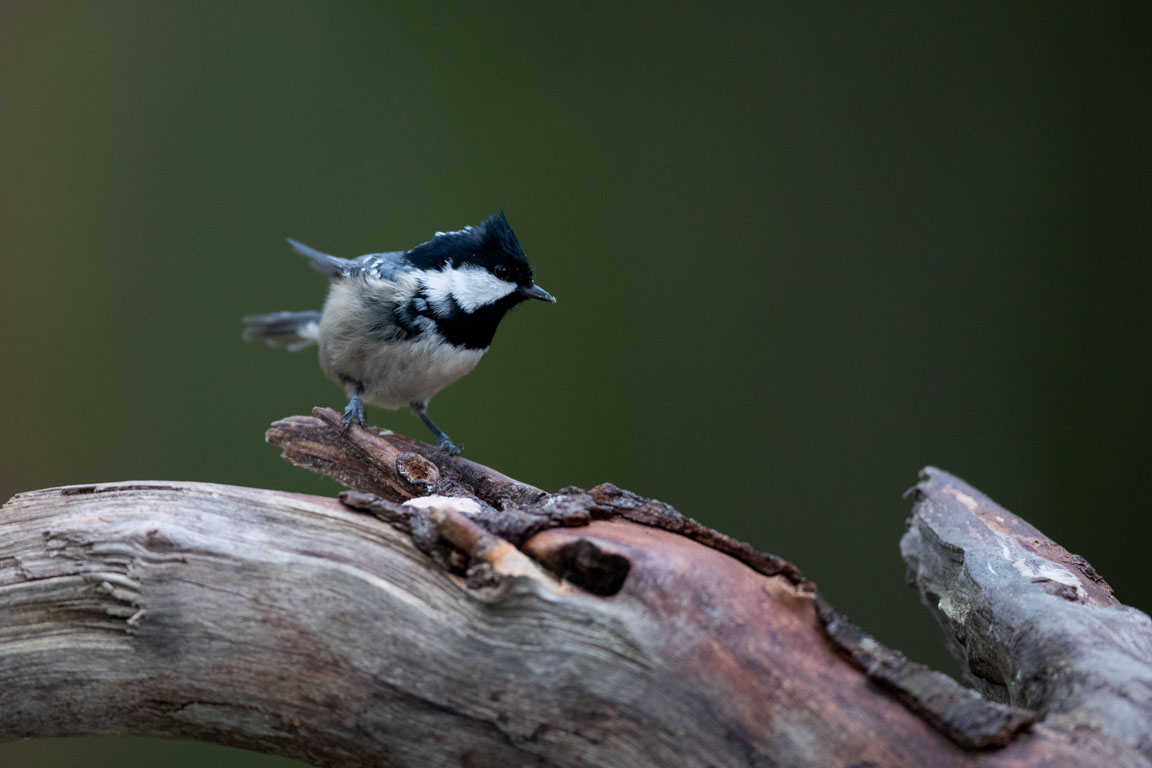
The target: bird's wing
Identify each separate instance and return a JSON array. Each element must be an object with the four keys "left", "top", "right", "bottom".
[
  {"left": 349, "top": 251, "right": 407, "bottom": 281},
  {"left": 286, "top": 238, "right": 407, "bottom": 281},
  {"left": 286, "top": 238, "right": 355, "bottom": 277}
]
